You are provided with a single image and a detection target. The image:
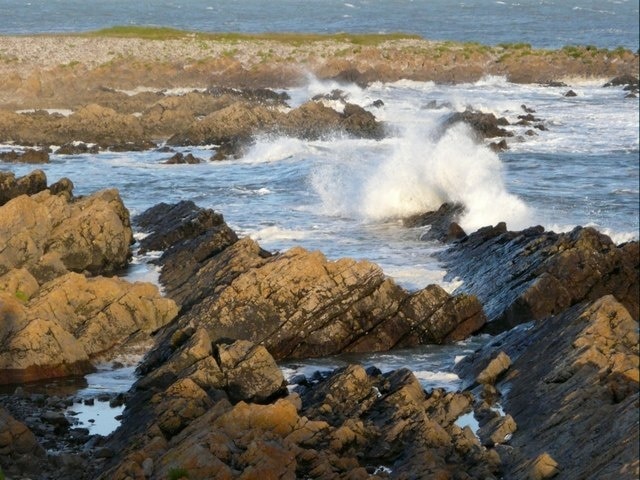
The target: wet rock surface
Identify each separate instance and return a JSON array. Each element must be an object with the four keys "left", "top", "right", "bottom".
[
  {"left": 455, "top": 295, "right": 639, "bottom": 479},
  {"left": 437, "top": 223, "right": 639, "bottom": 332}
]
